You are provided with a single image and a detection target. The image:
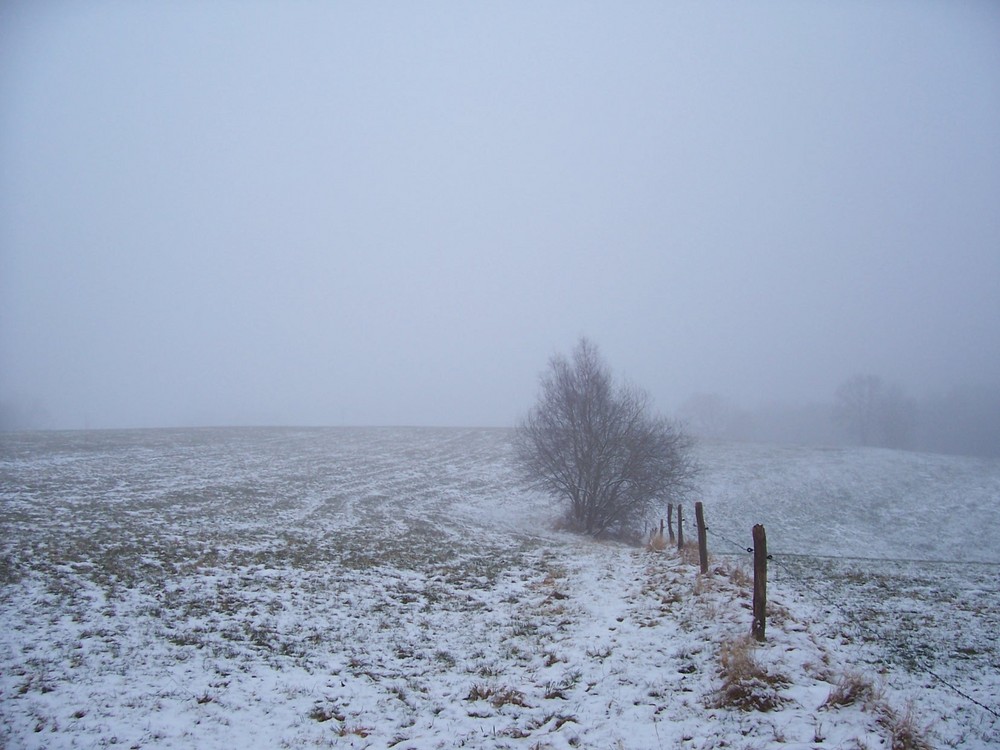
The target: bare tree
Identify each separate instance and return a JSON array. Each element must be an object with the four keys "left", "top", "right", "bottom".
[
  {"left": 515, "top": 338, "right": 698, "bottom": 537},
  {"left": 834, "top": 374, "right": 883, "bottom": 446},
  {"left": 833, "top": 374, "right": 915, "bottom": 448},
  {"left": 677, "top": 392, "right": 740, "bottom": 440},
  {"left": 881, "top": 383, "right": 917, "bottom": 449}
]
